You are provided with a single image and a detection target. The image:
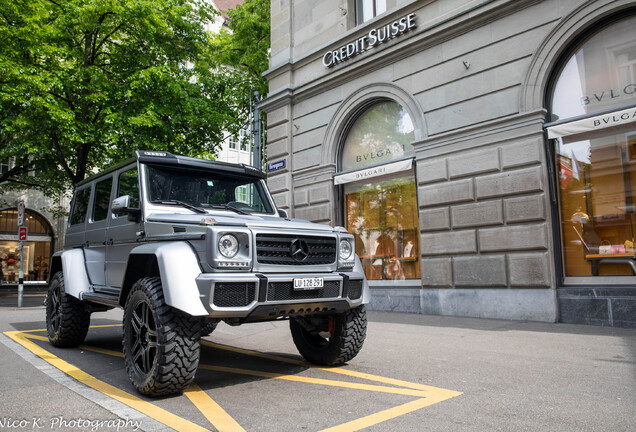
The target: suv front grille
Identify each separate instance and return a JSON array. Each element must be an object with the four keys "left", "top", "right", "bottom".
[
  {"left": 266, "top": 281, "right": 340, "bottom": 301},
  {"left": 213, "top": 282, "right": 256, "bottom": 307},
  {"left": 256, "top": 234, "right": 336, "bottom": 266}
]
